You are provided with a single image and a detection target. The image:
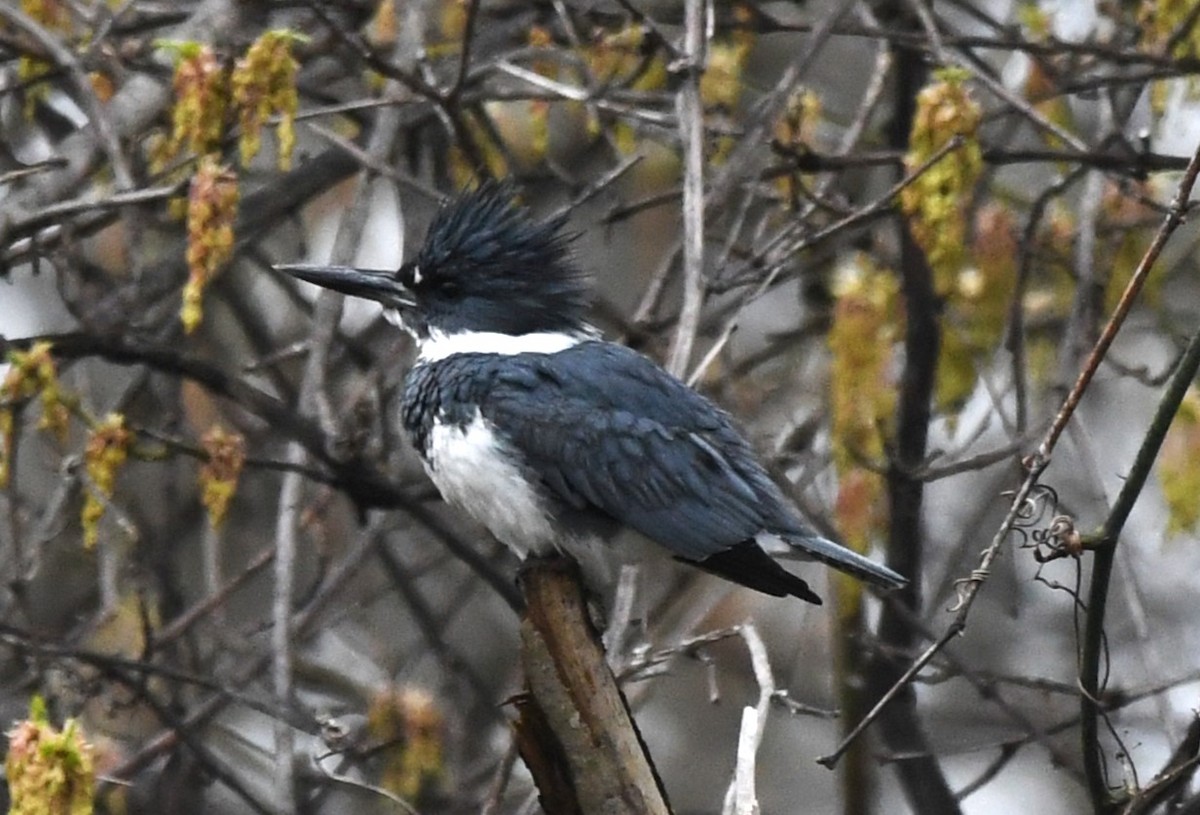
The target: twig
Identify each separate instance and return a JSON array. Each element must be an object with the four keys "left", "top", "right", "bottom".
[
  {"left": 722, "top": 624, "right": 773, "bottom": 815},
  {"left": 313, "top": 753, "right": 422, "bottom": 814},
  {"left": 603, "top": 564, "right": 641, "bottom": 666},
  {"left": 937, "top": 24, "right": 1091, "bottom": 155},
  {"left": 304, "top": 122, "right": 443, "bottom": 200},
  {"left": 272, "top": 455, "right": 304, "bottom": 811},
  {"left": 490, "top": 60, "right": 676, "bottom": 126},
  {"left": 273, "top": 238, "right": 353, "bottom": 814},
  {"left": 0, "top": 621, "right": 298, "bottom": 720},
  {"left": 751, "top": 134, "right": 967, "bottom": 281},
  {"left": 1007, "top": 167, "right": 1090, "bottom": 431},
  {"left": 954, "top": 744, "right": 1018, "bottom": 801},
  {"left": 480, "top": 737, "right": 521, "bottom": 815},
  {"left": 665, "top": 0, "right": 707, "bottom": 377},
  {"left": 550, "top": 154, "right": 644, "bottom": 224},
  {"left": 628, "top": 239, "right": 683, "bottom": 334},
  {"left": 1082, "top": 318, "right": 1200, "bottom": 810},
  {"left": 0, "top": 183, "right": 182, "bottom": 235},
  {"left": 1041, "top": 141, "right": 1200, "bottom": 459},
  {"left": 728, "top": 708, "right": 761, "bottom": 815},
  {"left": 909, "top": 434, "right": 1035, "bottom": 482},
  {"left": 137, "top": 689, "right": 275, "bottom": 815},
  {"left": 0, "top": 158, "right": 68, "bottom": 185},
  {"left": 1060, "top": 170, "right": 1107, "bottom": 385},
  {"left": 157, "top": 545, "right": 275, "bottom": 644},
  {"left": 446, "top": 0, "right": 481, "bottom": 102},
  {"left": 1121, "top": 715, "right": 1200, "bottom": 814},
  {"left": 704, "top": 0, "right": 858, "bottom": 210},
  {"left": 907, "top": 0, "right": 947, "bottom": 61},
  {"left": 610, "top": 0, "right": 682, "bottom": 62}
]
